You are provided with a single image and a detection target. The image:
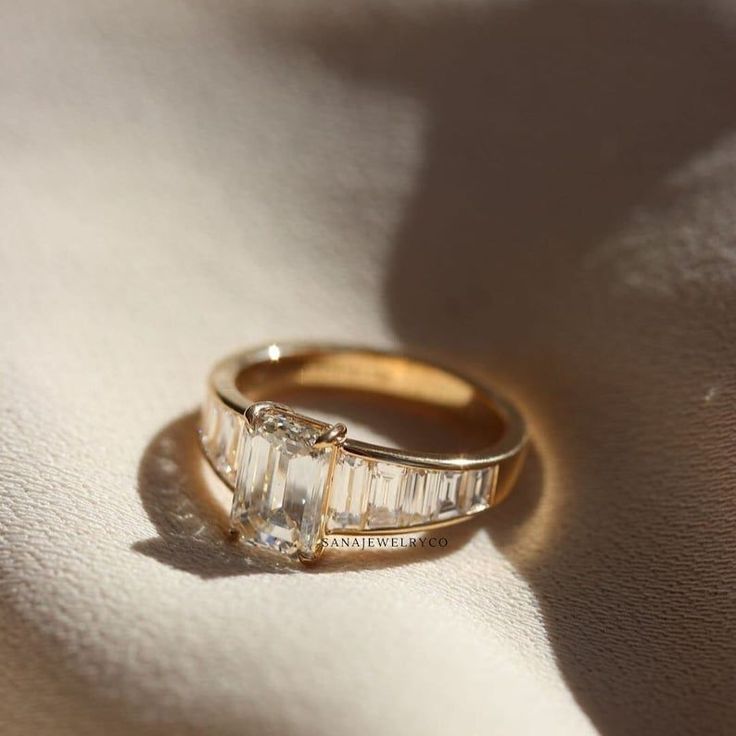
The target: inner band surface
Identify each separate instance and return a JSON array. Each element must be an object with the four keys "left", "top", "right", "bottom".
[{"left": 211, "top": 344, "right": 526, "bottom": 469}]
